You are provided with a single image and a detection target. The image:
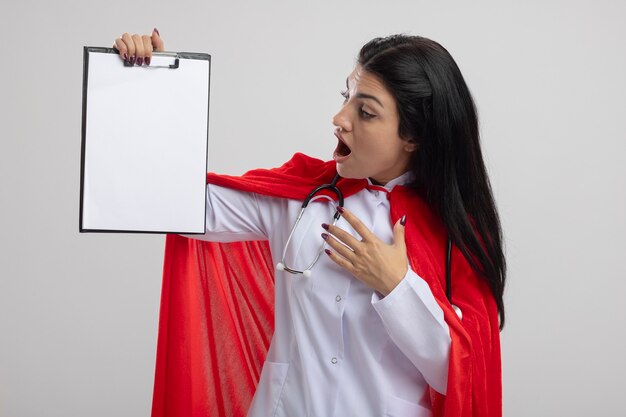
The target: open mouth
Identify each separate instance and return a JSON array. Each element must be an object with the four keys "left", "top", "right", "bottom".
[{"left": 334, "top": 135, "right": 352, "bottom": 158}]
